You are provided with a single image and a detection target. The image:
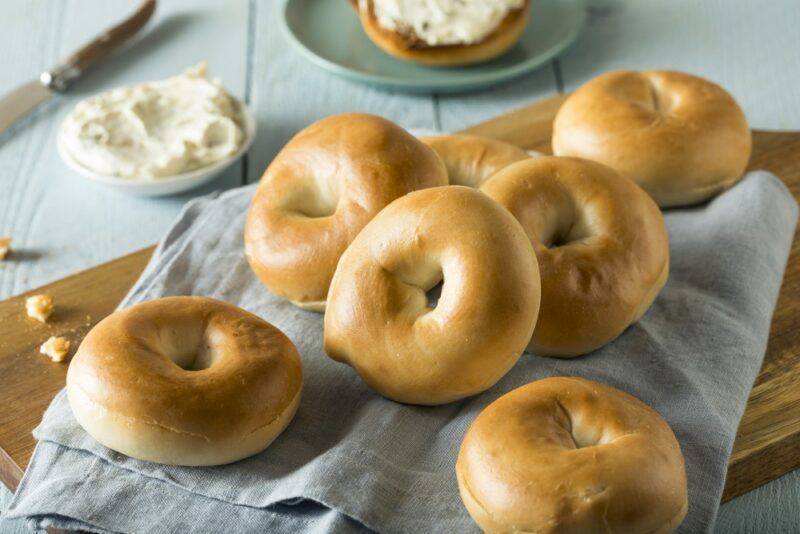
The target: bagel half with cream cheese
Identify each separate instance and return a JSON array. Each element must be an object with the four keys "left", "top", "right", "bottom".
[{"left": 352, "top": 0, "right": 530, "bottom": 66}]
